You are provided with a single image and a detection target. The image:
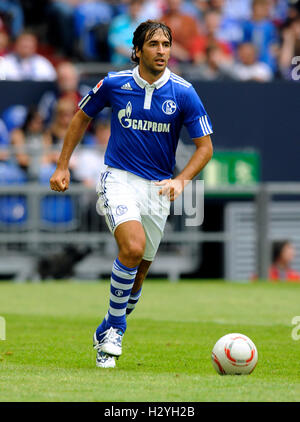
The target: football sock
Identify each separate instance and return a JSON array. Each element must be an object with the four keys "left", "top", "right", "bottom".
[
  {"left": 95, "top": 312, "right": 109, "bottom": 341},
  {"left": 126, "top": 287, "right": 142, "bottom": 316},
  {"left": 97, "top": 258, "right": 137, "bottom": 337}
]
